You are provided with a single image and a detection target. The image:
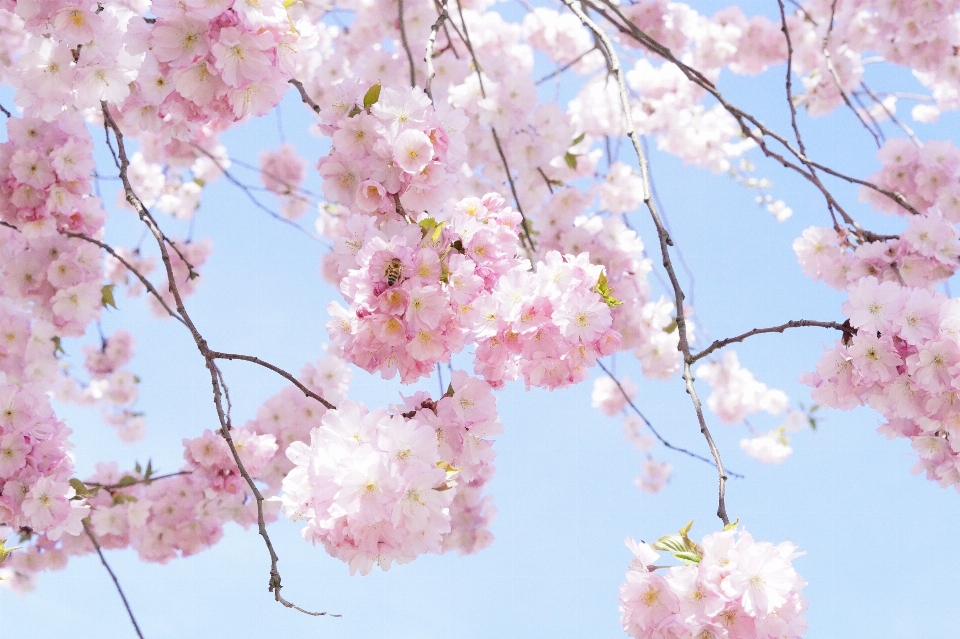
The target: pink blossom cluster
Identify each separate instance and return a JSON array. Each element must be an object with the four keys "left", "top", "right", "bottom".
[
  {"left": 794, "top": 211, "right": 960, "bottom": 292},
  {"left": 471, "top": 250, "right": 621, "bottom": 390},
  {"left": 0, "top": 353, "right": 351, "bottom": 590},
  {"left": 8, "top": 0, "right": 141, "bottom": 117},
  {"left": 0, "top": 115, "right": 101, "bottom": 238},
  {"left": 118, "top": 0, "right": 315, "bottom": 134},
  {"left": 860, "top": 139, "right": 960, "bottom": 221},
  {"left": 315, "top": 83, "right": 467, "bottom": 214},
  {"left": 531, "top": 186, "right": 682, "bottom": 380},
  {"left": 326, "top": 191, "right": 525, "bottom": 383},
  {"left": 800, "top": 276, "right": 960, "bottom": 488},
  {"left": 278, "top": 370, "right": 499, "bottom": 574},
  {"left": 0, "top": 381, "right": 87, "bottom": 543},
  {"left": 259, "top": 144, "right": 310, "bottom": 220},
  {"left": 620, "top": 528, "right": 807, "bottom": 638}
]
